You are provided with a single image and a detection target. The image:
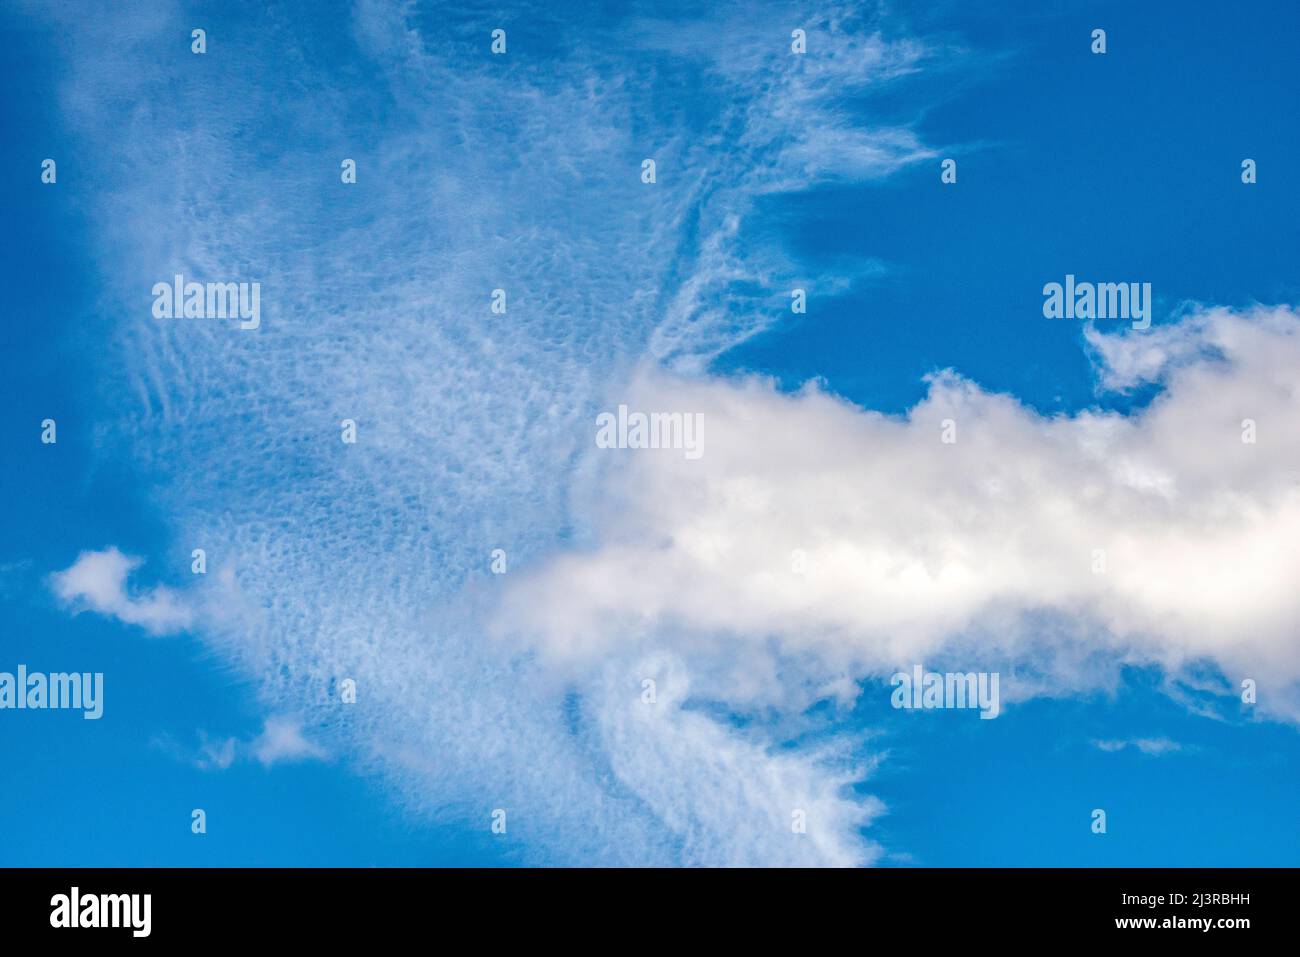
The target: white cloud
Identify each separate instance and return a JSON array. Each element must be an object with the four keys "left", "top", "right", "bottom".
[
  {"left": 249, "top": 716, "right": 330, "bottom": 768},
  {"left": 50, "top": 547, "right": 192, "bottom": 636},
  {"left": 39, "top": 0, "right": 1285, "bottom": 869},
  {"left": 592, "top": 653, "right": 882, "bottom": 866},
  {"left": 496, "top": 306, "right": 1300, "bottom": 723}
]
